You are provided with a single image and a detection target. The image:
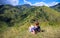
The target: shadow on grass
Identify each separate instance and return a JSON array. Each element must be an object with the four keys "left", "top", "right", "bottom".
[{"left": 41, "top": 30, "right": 45, "bottom": 32}]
